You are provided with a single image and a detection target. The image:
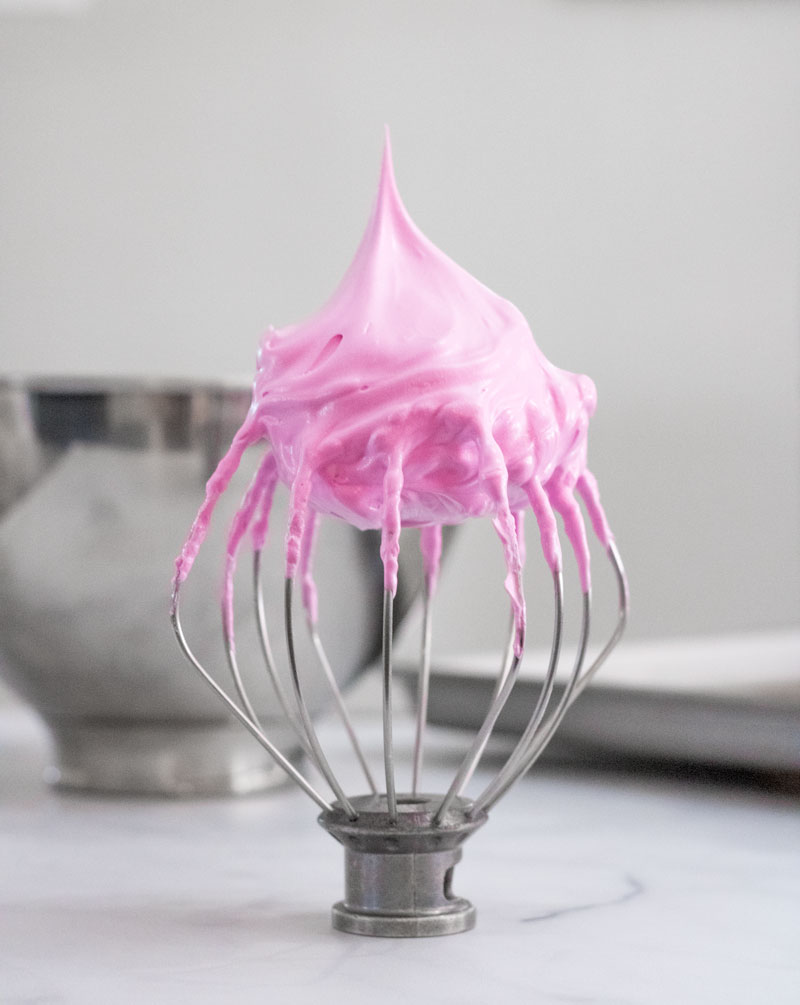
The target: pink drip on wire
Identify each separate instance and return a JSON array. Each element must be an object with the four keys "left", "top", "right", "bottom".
[
  {"left": 251, "top": 453, "right": 279, "bottom": 552},
  {"left": 299, "top": 509, "right": 321, "bottom": 625},
  {"left": 380, "top": 450, "right": 404, "bottom": 596},
  {"left": 420, "top": 524, "right": 443, "bottom": 596},
  {"left": 172, "top": 409, "right": 260, "bottom": 594},
  {"left": 547, "top": 470, "right": 591, "bottom": 594},
  {"left": 222, "top": 451, "right": 279, "bottom": 646},
  {"left": 525, "top": 477, "right": 562, "bottom": 575}
]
